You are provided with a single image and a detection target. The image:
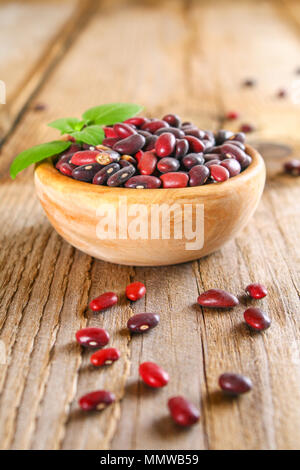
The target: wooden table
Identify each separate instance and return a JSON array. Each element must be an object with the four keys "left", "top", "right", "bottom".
[{"left": 0, "top": 0, "right": 299, "bottom": 450}]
